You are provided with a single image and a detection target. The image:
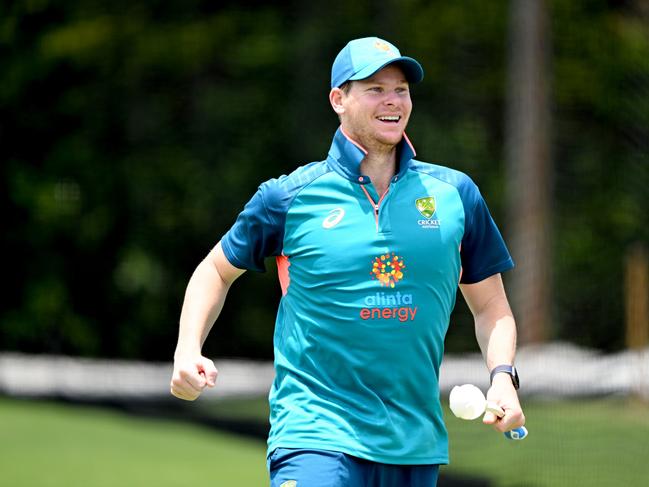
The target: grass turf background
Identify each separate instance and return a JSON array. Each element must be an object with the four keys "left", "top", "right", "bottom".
[{"left": 2, "top": 396, "right": 648, "bottom": 486}]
